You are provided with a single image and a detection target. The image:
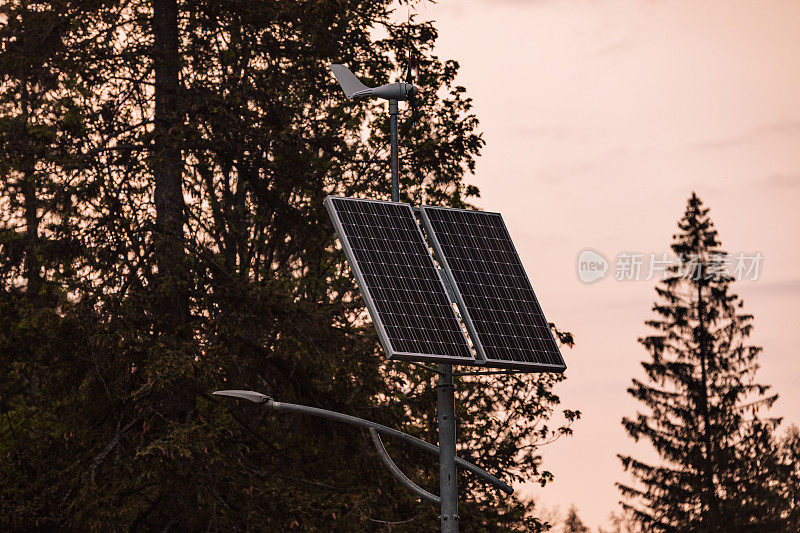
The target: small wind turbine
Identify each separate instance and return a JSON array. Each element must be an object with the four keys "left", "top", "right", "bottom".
[
  {"left": 329, "top": 64, "right": 419, "bottom": 202},
  {"left": 329, "top": 64, "right": 419, "bottom": 102}
]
